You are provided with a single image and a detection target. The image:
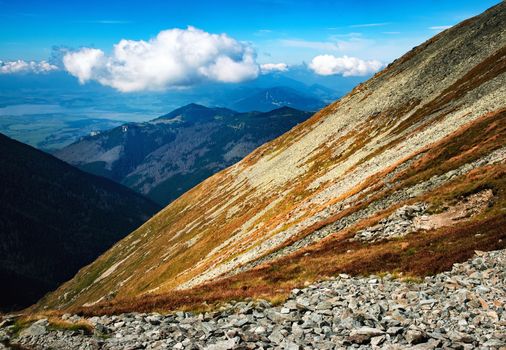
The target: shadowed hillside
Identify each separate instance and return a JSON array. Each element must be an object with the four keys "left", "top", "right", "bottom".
[
  {"left": 0, "top": 133, "right": 160, "bottom": 311},
  {"left": 55, "top": 105, "right": 312, "bottom": 205}
]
